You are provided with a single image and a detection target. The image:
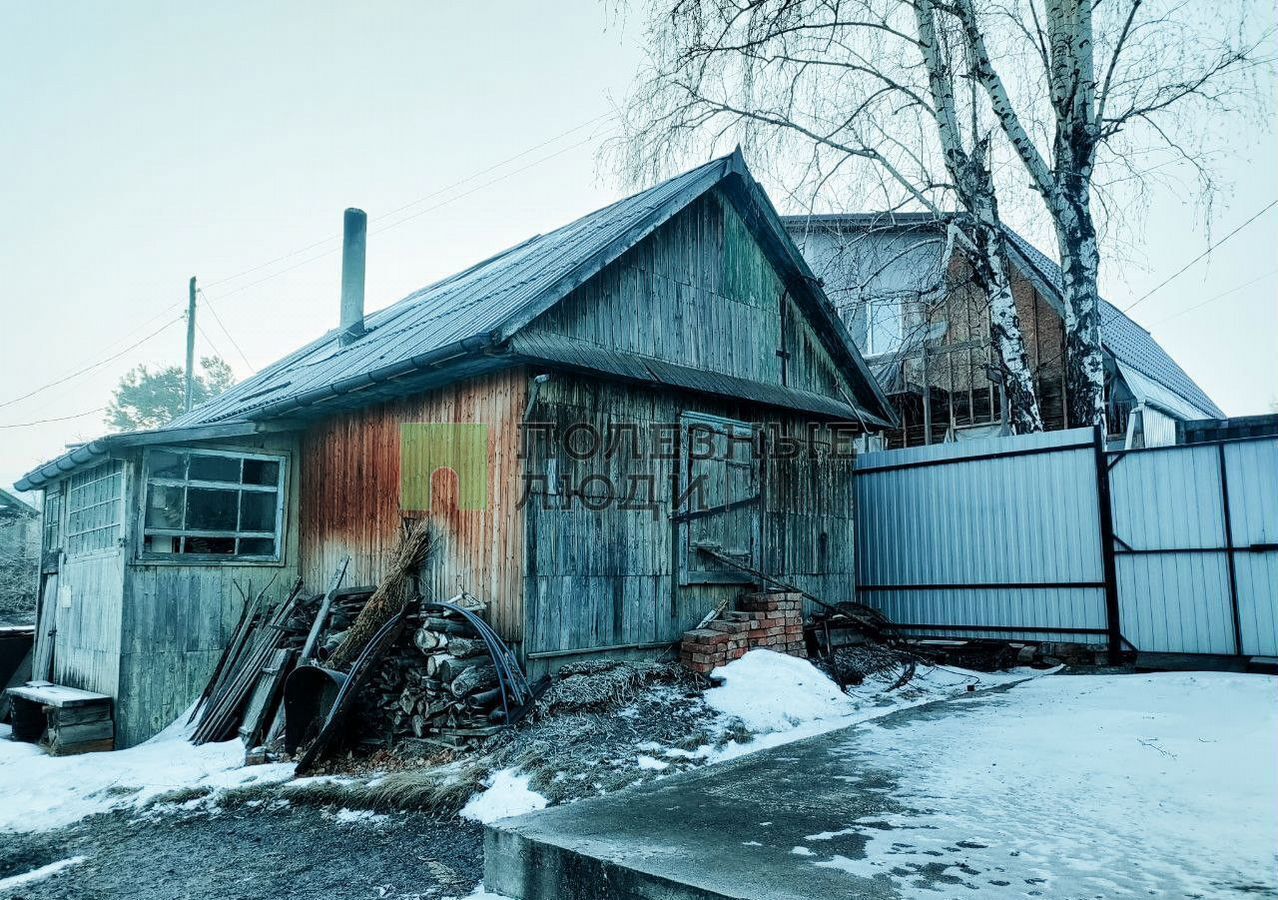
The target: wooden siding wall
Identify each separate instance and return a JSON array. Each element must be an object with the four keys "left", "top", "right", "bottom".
[
  {"left": 523, "top": 376, "right": 857, "bottom": 669},
  {"left": 299, "top": 369, "right": 528, "bottom": 643},
  {"left": 520, "top": 189, "right": 862, "bottom": 406},
  {"left": 116, "top": 434, "right": 301, "bottom": 747}
]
